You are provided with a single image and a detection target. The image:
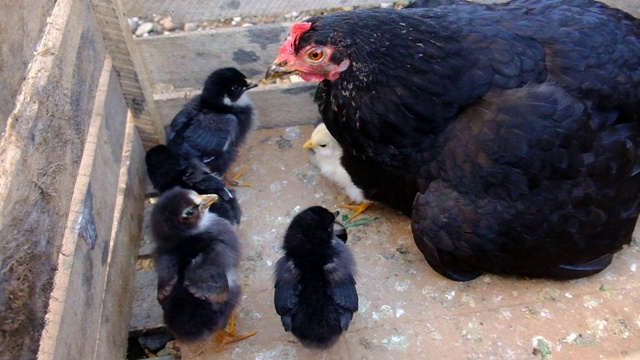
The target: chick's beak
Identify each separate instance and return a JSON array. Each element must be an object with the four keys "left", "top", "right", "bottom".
[
  {"left": 265, "top": 61, "right": 295, "bottom": 81},
  {"left": 199, "top": 194, "right": 219, "bottom": 212},
  {"left": 303, "top": 139, "right": 314, "bottom": 149},
  {"left": 245, "top": 82, "right": 258, "bottom": 91}
]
